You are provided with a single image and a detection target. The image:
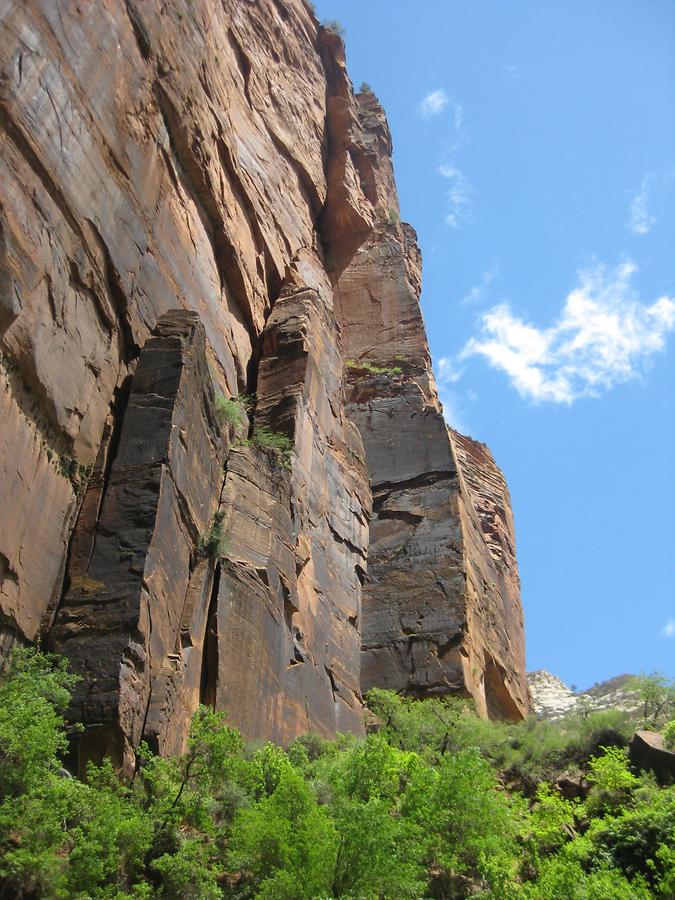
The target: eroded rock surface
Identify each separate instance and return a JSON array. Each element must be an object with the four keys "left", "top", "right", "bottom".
[
  {"left": 340, "top": 92, "right": 530, "bottom": 720},
  {"left": 0, "top": 0, "right": 531, "bottom": 760}
]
